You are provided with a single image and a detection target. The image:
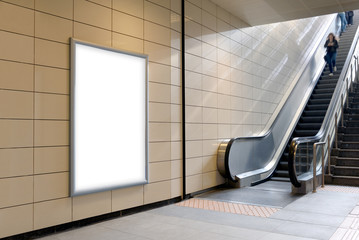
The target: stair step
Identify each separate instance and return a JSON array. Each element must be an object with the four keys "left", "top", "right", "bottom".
[
  {"left": 339, "top": 127, "right": 359, "bottom": 134},
  {"left": 332, "top": 157, "right": 359, "bottom": 167},
  {"left": 332, "top": 166, "right": 359, "bottom": 177},
  {"left": 337, "top": 149, "right": 359, "bottom": 158},
  {"left": 339, "top": 141, "right": 359, "bottom": 149},
  {"left": 315, "top": 83, "right": 337, "bottom": 89},
  {"left": 308, "top": 99, "right": 331, "bottom": 105},
  {"left": 294, "top": 129, "right": 318, "bottom": 137},
  {"left": 313, "top": 88, "right": 334, "bottom": 94},
  {"left": 302, "top": 110, "right": 326, "bottom": 117},
  {"left": 345, "top": 121, "right": 359, "bottom": 127},
  {"left": 339, "top": 134, "right": 359, "bottom": 141},
  {"left": 329, "top": 175, "right": 359, "bottom": 186},
  {"left": 273, "top": 170, "right": 289, "bottom": 178},
  {"left": 344, "top": 114, "right": 359, "bottom": 121},
  {"left": 310, "top": 93, "right": 333, "bottom": 99},
  {"left": 306, "top": 104, "right": 328, "bottom": 111},
  {"left": 271, "top": 176, "right": 290, "bottom": 182},
  {"left": 297, "top": 123, "right": 321, "bottom": 130},
  {"left": 300, "top": 116, "right": 324, "bottom": 123}
]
